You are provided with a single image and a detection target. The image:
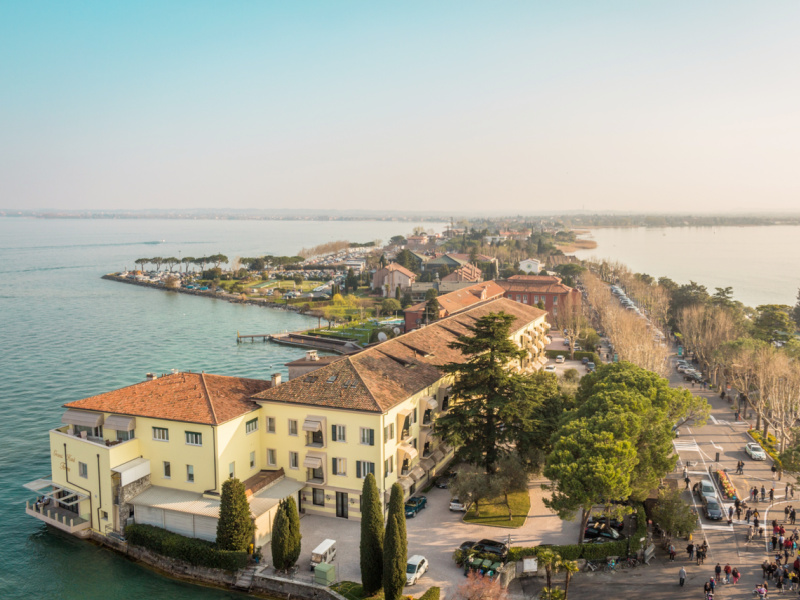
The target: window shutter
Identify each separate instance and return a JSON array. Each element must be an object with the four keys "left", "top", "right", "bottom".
[
  {"left": 331, "top": 425, "right": 337, "bottom": 442},
  {"left": 356, "top": 461, "right": 362, "bottom": 479},
  {"left": 369, "top": 429, "right": 374, "bottom": 446},
  {"left": 332, "top": 458, "right": 338, "bottom": 475}
]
